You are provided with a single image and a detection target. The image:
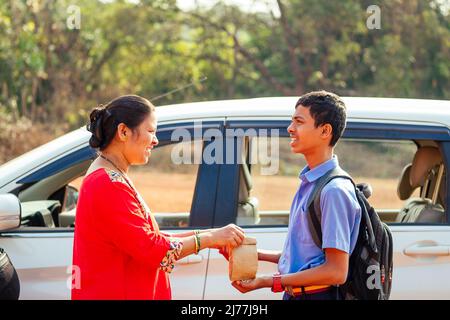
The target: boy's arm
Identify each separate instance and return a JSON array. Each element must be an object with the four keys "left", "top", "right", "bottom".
[
  {"left": 232, "top": 248, "right": 349, "bottom": 293},
  {"left": 218, "top": 247, "right": 282, "bottom": 264},
  {"left": 257, "top": 249, "right": 282, "bottom": 264},
  {"left": 280, "top": 248, "right": 349, "bottom": 287}
]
